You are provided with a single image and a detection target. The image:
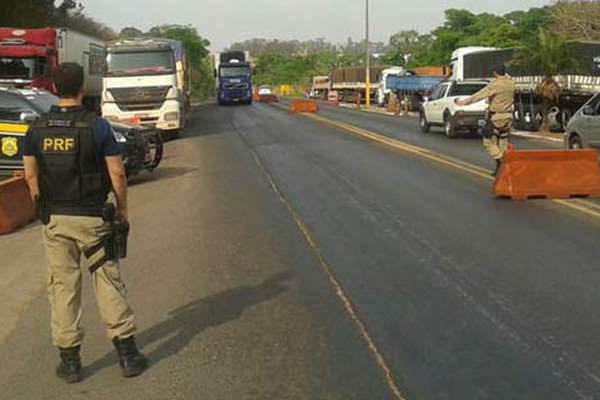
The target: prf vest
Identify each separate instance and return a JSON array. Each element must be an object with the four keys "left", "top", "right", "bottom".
[{"left": 32, "top": 110, "right": 110, "bottom": 208}]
